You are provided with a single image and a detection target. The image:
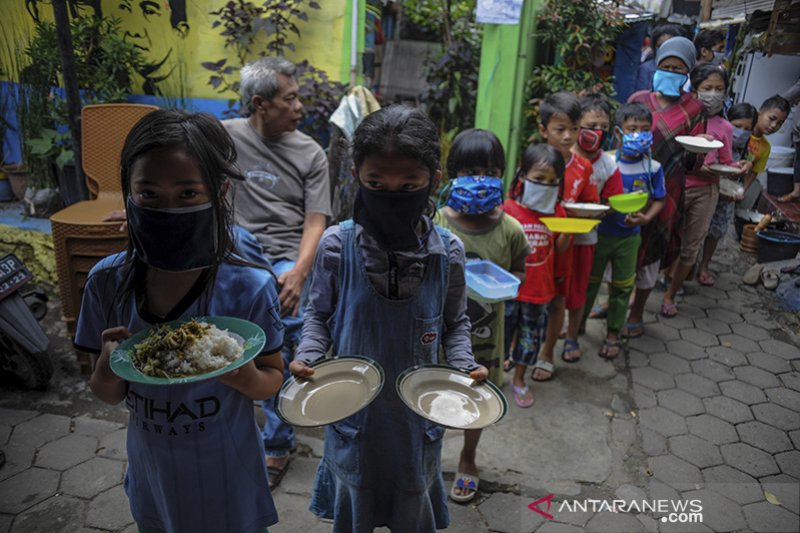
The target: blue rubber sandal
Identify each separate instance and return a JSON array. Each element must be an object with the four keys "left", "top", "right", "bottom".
[
  {"left": 621, "top": 322, "right": 644, "bottom": 338},
  {"left": 561, "top": 339, "right": 581, "bottom": 363}
]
